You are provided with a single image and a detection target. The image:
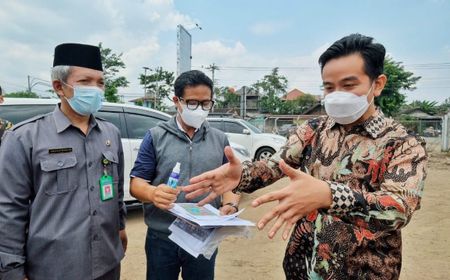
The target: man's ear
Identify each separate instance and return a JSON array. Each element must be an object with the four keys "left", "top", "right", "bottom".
[
  {"left": 52, "top": 80, "right": 64, "bottom": 97},
  {"left": 173, "top": 96, "right": 182, "bottom": 106},
  {"left": 373, "top": 74, "right": 387, "bottom": 97}
]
